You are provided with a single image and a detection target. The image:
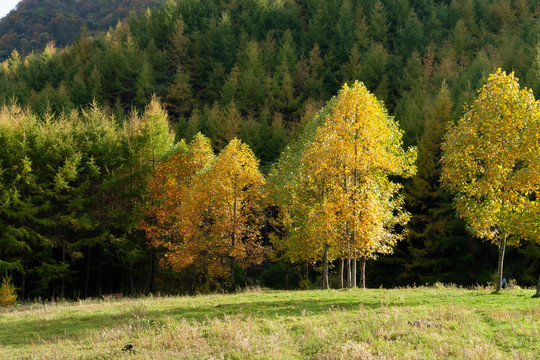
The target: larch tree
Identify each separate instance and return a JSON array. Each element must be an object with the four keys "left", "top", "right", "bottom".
[
  {"left": 141, "top": 133, "right": 215, "bottom": 291},
  {"left": 122, "top": 96, "right": 174, "bottom": 294},
  {"left": 441, "top": 69, "right": 540, "bottom": 292}
]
